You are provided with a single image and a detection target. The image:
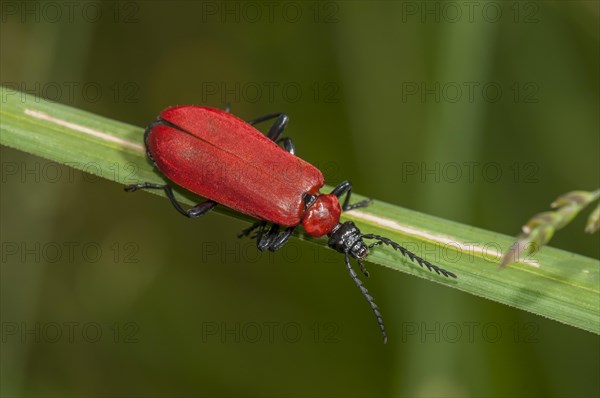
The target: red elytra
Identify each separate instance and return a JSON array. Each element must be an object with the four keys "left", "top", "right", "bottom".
[{"left": 147, "top": 106, "right": 340, "bottom": 237}]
